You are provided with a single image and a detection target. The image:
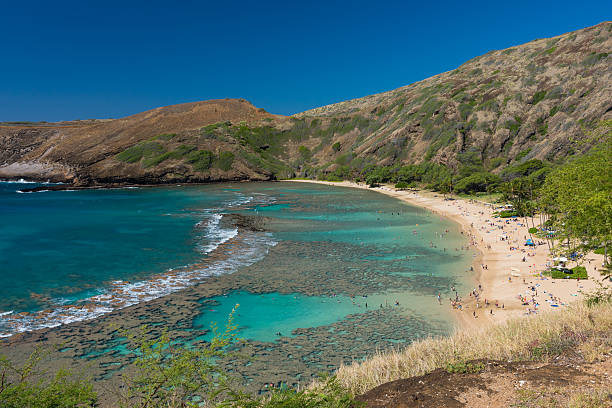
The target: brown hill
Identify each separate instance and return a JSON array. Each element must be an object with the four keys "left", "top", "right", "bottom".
[
  {"left": 0, "top": 98, "right": 280, "bottom": 183},
  {"left": 1, "top": 22, "right": 610, "bottom": 185}
]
